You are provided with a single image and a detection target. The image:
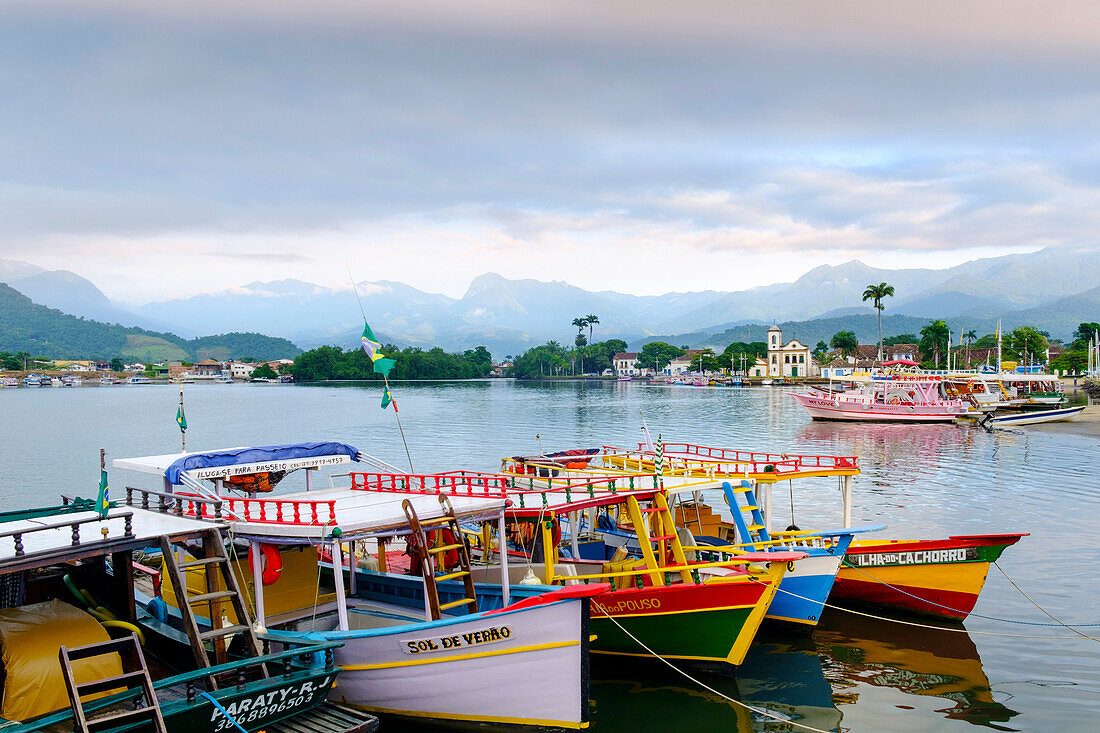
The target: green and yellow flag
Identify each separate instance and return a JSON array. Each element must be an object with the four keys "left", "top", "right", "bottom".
[
  {"left": 361, "top": 321, "right": 385, "bottom": 362},
  {"left": 381, "top": 385, "right": 394, "bottom": 410},
  {"left": 176, "top": 402, "right": 187, "bottom": 432},
  {"left": 95, "top": 468, "right": 109, "bottom": 518}
]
